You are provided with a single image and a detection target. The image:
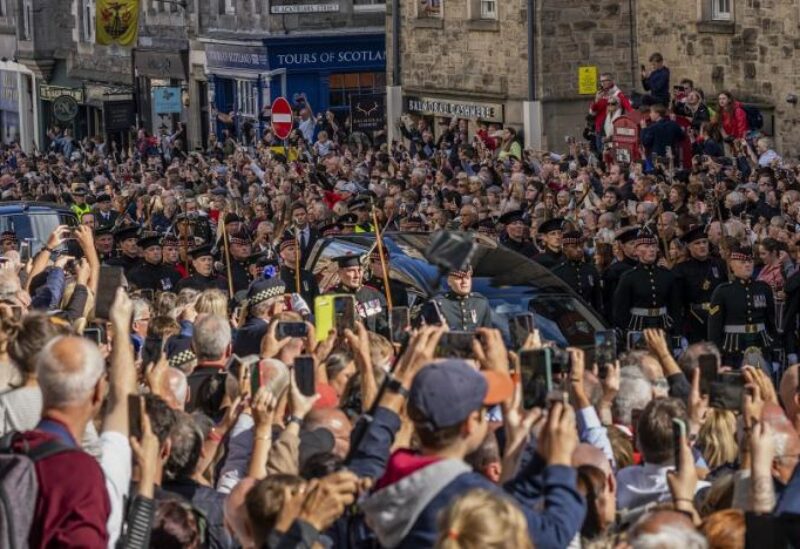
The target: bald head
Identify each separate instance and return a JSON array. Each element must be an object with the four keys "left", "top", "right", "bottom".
[
  {"left": 630, "top": 511, "right": 706, "bottom": 547},
  {"left": 37, "top": 336, "right": 105, "bottom": 409},
  {"left": 166, "top": 367, "right": 189, "bottom": 411},
  {"left": 224, "top": 477, "right": 257, "bottom": 549},
  {"left": 304, "top": 408, "right": 352, "bottom": 458},
  {"left": 779, "top": 365, "right": 800, "bottom": 421}
]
